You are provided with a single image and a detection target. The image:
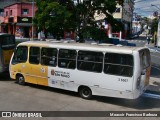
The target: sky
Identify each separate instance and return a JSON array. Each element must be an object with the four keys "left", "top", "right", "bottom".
[{"left": 134, "top": 0, "right": 160, "bottom": 17}]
